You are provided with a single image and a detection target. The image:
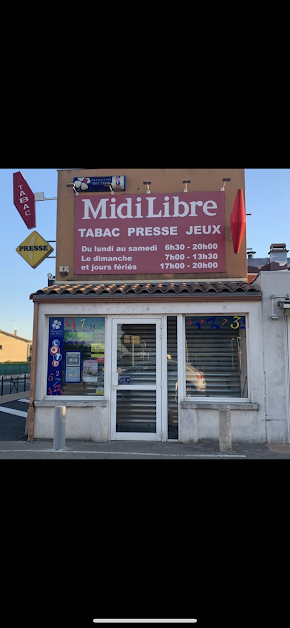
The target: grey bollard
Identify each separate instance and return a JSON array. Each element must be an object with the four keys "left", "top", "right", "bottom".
[
  {"left": 53, "top": 406, "right": 66, "bottom": 450},
  {"left": 219, "top": 406, "right": 232, "bottom": 453}
]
